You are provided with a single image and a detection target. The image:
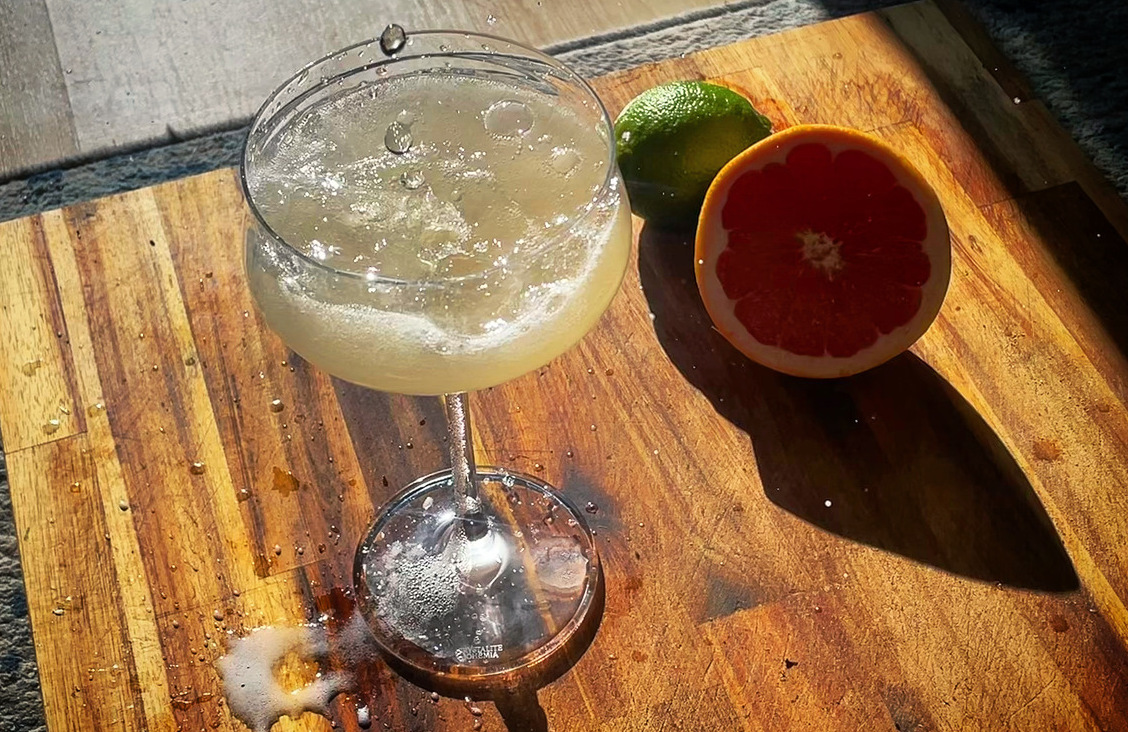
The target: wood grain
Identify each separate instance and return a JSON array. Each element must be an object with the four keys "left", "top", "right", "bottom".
[{"left": 2, "top": 2, "right": 1128, "bottom": 730}]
